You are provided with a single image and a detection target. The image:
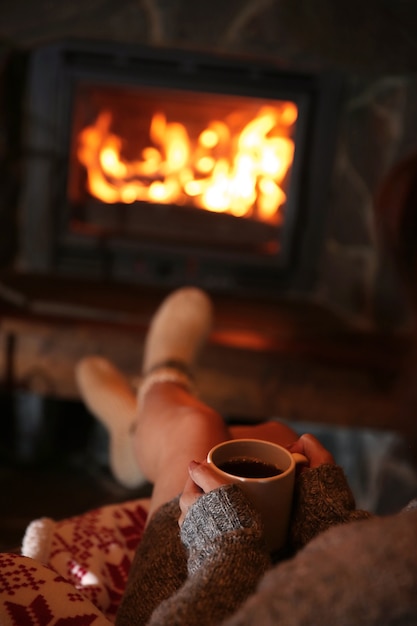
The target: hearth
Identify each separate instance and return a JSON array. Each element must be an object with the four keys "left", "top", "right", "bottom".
[{"left": 14, "top": 41, "right": 343, "bottom": 298}]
